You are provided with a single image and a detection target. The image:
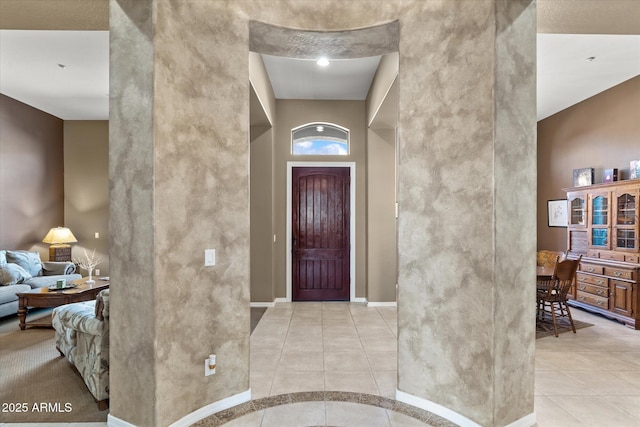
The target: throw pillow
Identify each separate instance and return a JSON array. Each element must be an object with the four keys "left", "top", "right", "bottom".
[
  {"left": 0, "top": 250, "right": 6, "bottom": 265},
  {"left": 6, "top": 250, "right": 43, "bottom": 277},
  {"left": 0, "top": 263, "right": 33, "bottom": 285}
]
